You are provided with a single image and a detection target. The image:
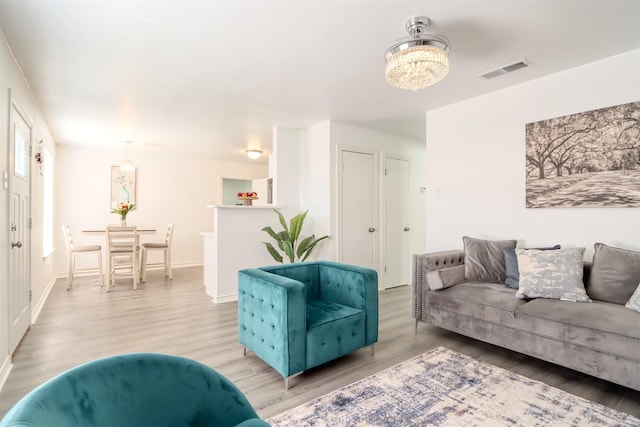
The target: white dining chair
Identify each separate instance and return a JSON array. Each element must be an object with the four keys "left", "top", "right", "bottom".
[
  {"left": 106, "top": 225, "right": 140, "bottom": 291},
  {"left": 141, "top": 224, "right": 174, "bottom": 282},
  {"left": 62, "top": 225, "right": 104, "bottom": 290}
]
